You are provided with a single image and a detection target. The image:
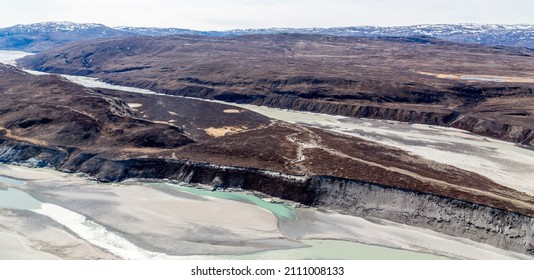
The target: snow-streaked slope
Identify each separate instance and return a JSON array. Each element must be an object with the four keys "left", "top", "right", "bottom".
[{"left": 1, "top": 22, "right": 533, "bottom": 51}]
